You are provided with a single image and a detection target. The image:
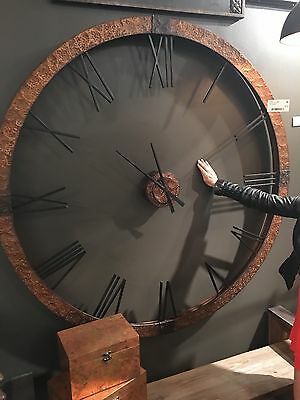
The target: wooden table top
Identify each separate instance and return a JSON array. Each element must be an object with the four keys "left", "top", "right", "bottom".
[{"left": 147, "top": 341, "right": 294, "bottom": 400}]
